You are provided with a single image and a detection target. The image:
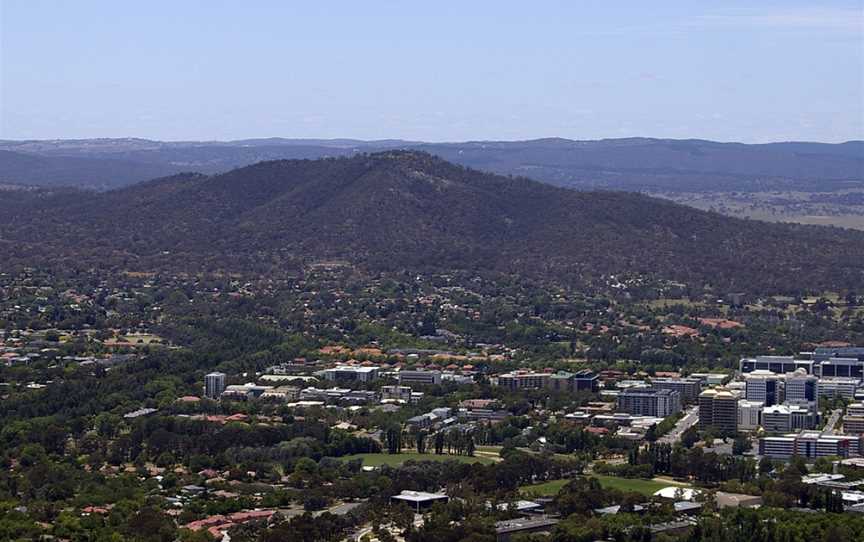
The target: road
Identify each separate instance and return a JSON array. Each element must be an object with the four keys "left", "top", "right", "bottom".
[
  {"left": 822, "top": 408, "right": 843, "bottom": 435},
  {"left": 659, "top": 406, "right": 699, "bottom": 444}
]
